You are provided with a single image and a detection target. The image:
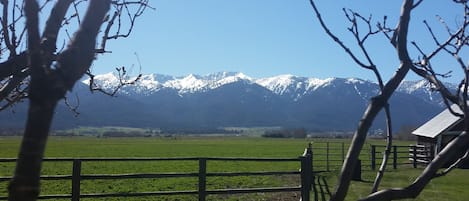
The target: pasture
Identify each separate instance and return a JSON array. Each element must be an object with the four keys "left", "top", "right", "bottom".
[{"left": 0, "top": 136, "right": 468, "bottom": 200}]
